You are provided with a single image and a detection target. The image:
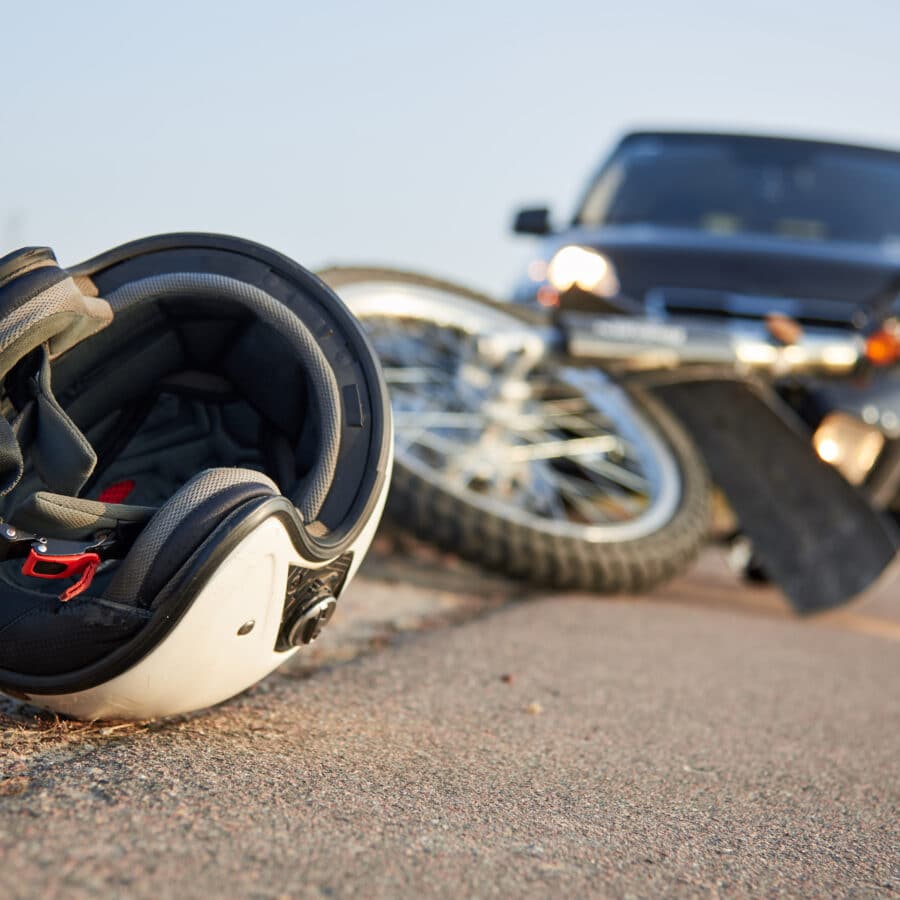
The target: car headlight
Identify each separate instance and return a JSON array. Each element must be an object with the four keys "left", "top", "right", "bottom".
[
  {"left": 546, "top": 246, "right": 620, "bottom": 298},
  {"left": 813, "top": 412, "right": 884, "bottom": 485}
]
